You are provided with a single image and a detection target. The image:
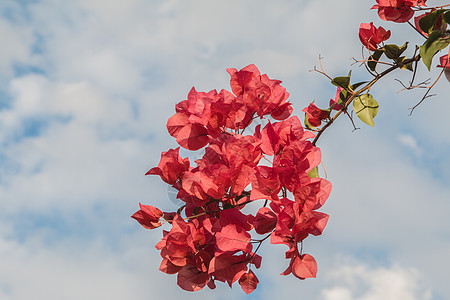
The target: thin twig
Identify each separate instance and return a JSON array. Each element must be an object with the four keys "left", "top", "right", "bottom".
[
  {"left": 312, "top": 54, "right": 421, "bottom": 146},
  {"left": 409, "top": 67, "right": 445, "bottom": 115}
]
